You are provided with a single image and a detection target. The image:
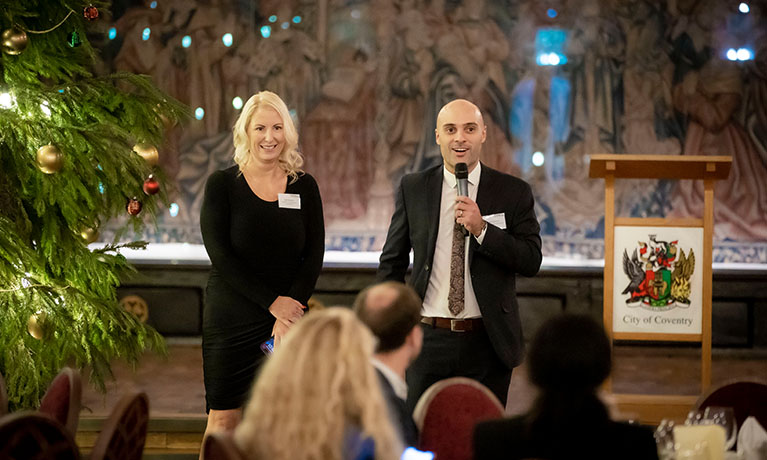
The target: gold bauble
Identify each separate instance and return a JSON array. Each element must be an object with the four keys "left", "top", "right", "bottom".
[
  {"left": 80, "top": 226, "right": 99, "bottom": 244},
  {"left": 36, "top": 144, "right": 63, "bottom": 174},
  {"left": 2, "top": 28, "right": 29, "bottom": 55},
  {"left": 27, "top": 312, "right": 47, "bottom": 340},
  {"left": 132, "top": 143, "right": 159, "bottom": 167}
]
